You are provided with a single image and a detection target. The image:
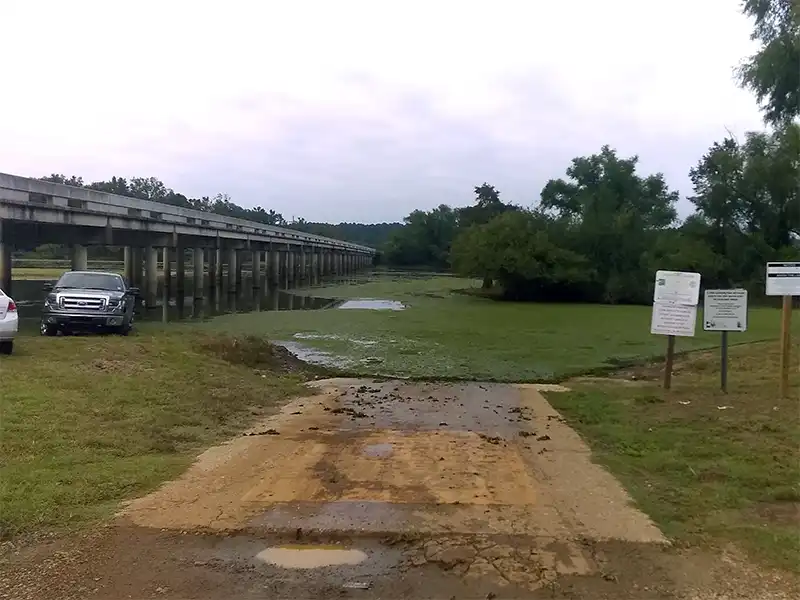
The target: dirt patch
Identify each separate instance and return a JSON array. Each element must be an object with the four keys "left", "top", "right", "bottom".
[{"left": 751, "top": 502, "right": 800, "bottom": 527}]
